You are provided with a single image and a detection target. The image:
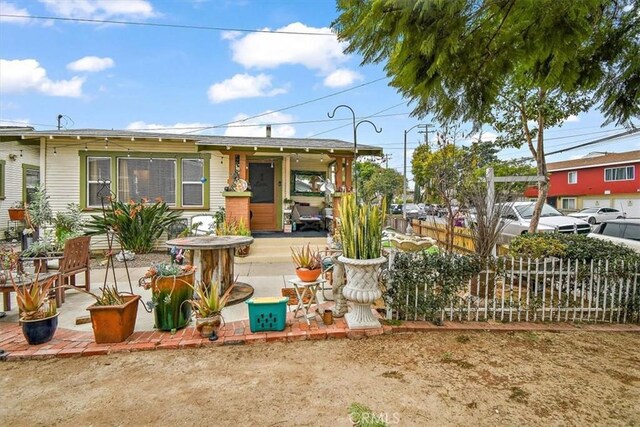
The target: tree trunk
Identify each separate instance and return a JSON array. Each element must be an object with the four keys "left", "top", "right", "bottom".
[{"left": 528, "top": 89, "right": 549, "bottom": 233}]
